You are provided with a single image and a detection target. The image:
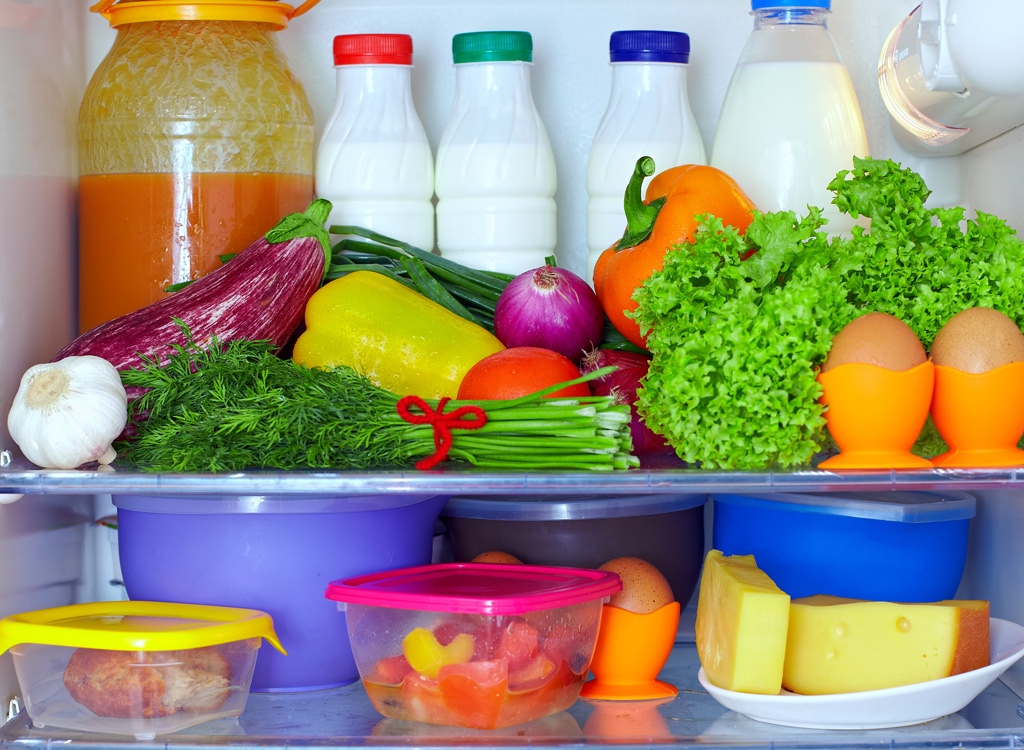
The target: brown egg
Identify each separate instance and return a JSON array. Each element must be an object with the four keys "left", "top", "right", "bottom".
[
  {"left": 471, "top": 551, "right": 523, "bottom": 564},
  {"left": 598, "top": 557, "right": 674, "bottom": 614},
  {"left": 930, "top": 307, "right": 1024, "bottom": 374},
  {"left": 821, "top": 312, "right": 927, "bottom": 372}
]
